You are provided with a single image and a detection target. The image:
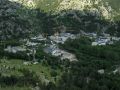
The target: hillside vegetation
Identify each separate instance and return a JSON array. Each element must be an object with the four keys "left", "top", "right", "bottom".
[
  {"left": 1, "top": 0, "right": 120, "bottom": 90},
  {"left": 34, "top": 0, "right": 120, "bottom": 20},
  {"left": 1, "top": 0, "right": 120, "bottom": 41}
]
